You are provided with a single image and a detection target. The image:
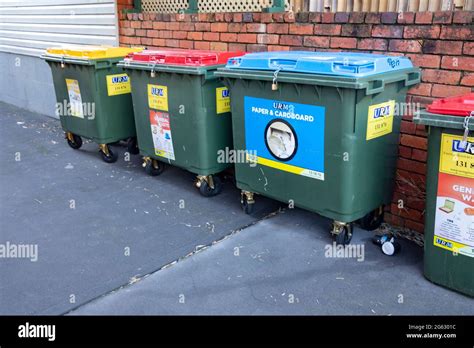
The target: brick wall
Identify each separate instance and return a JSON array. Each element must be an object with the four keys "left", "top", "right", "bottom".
[
  {"left": 118, "top": 10, "right": 474, "bottom": 234},
  {"left": 118, "top": 0, "right": 134, "bottom": 12}
]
